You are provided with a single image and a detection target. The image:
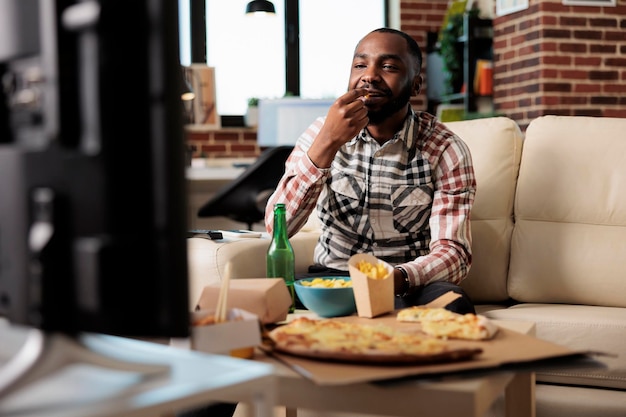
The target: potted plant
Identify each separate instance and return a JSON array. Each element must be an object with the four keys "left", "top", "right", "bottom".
[
  {"left": 245, "top": 97, "right": 259, "bottom": 127},
  {"left": 439, "top": 12, "right": 464, "bottom": 95}
]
